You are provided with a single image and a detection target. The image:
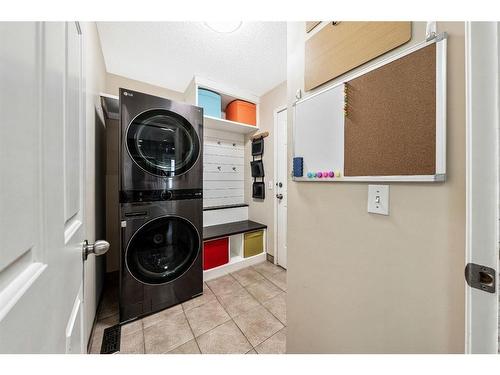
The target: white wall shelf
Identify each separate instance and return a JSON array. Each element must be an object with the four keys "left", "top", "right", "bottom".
[
  {"left": 184, "top": 75, "right": 260, "bottom": 129},
  {"left": 204, "top": 115, "right": 259, "bottom": 134}
]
